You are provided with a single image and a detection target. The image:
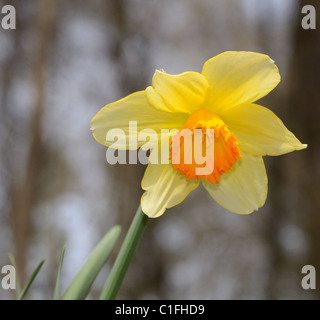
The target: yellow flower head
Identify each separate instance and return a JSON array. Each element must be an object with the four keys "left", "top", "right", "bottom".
[{"left": 91, "top": 51, "right": 307, "bottom": 218}]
